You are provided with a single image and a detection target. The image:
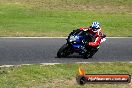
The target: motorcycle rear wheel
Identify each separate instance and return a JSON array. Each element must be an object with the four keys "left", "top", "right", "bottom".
[{"left": 83, "top": 52, "right": 91, "bottom": 59}]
